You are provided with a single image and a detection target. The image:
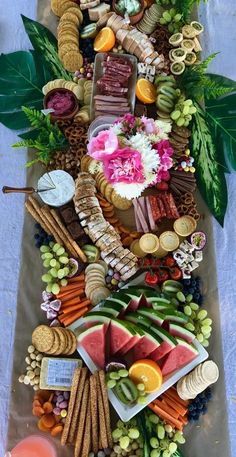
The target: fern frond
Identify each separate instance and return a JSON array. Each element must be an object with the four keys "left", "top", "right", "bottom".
[
  {"left": 203, "top": 77, "right": 234, "bottom": 99},
  {"left": 175, "top": 0, "right": 208, "bottom": 21},
  {"left": 12, "top": 139, "right": 35, "bottom": 148}
]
